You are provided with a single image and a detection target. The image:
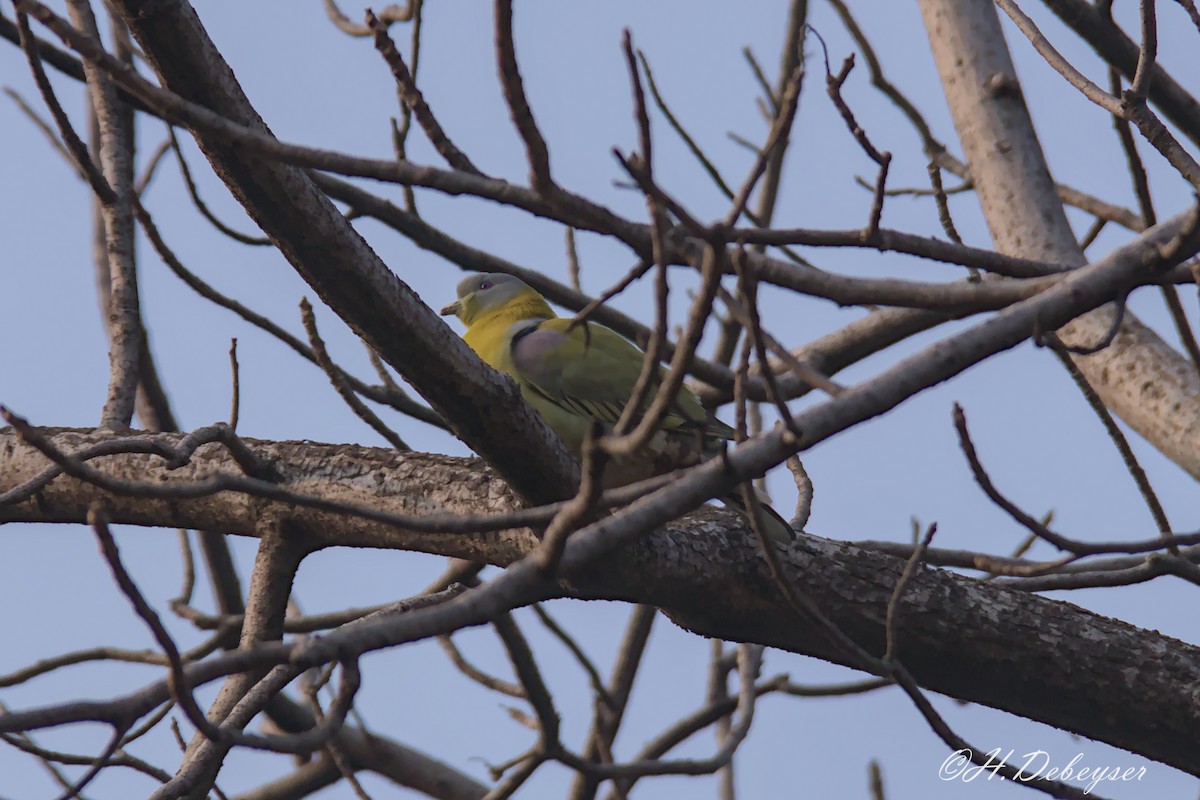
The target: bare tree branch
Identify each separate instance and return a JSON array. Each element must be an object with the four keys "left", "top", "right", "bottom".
[
  {"left": 65, "top": 0, "right": 140, "bottom": 430},
  {"left": 918, "top": 0, "right": 1200, "bottom": 479},
  {"left": 3, "top": 423, "right": 1200, "bottom": 774}
]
